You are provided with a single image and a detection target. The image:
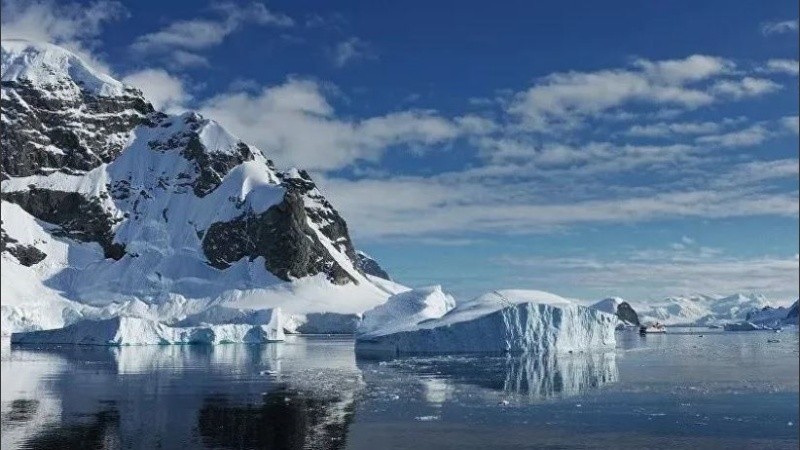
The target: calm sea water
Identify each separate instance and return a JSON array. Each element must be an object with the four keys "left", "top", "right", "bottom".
[{"left": 2, "top": 329, "right": 798, "bottom": 449}]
